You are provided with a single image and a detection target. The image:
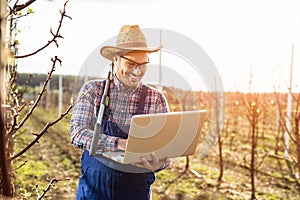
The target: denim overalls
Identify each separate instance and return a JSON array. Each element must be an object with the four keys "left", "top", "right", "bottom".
[{"left": 76, "top": 85, "right": 155, "bottom": 200}]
